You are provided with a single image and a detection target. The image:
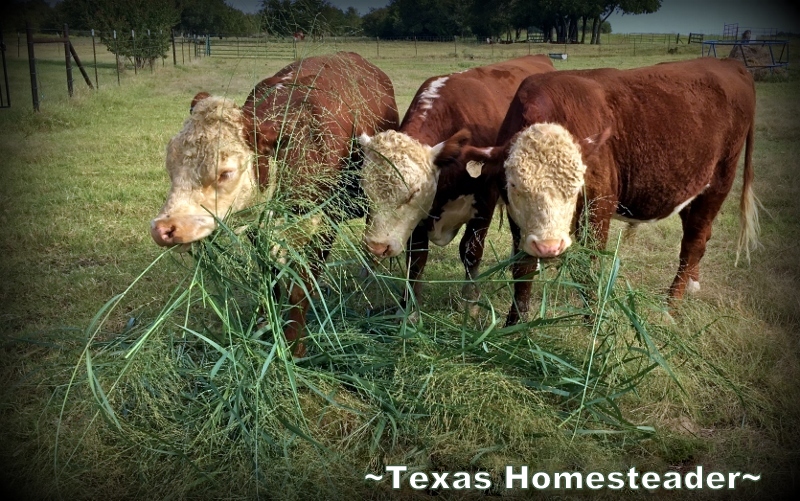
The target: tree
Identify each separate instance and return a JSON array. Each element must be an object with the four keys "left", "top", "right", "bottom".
[
  {"left": 178, "top": 0, "right": 233, "bottom": 36},
  {"left": 259, "top": 0, "right": 352, "bottom": 38},
  {"left": 5, "top": 0, "right": 57, "bottom": 32},
  {"left": 590, "top": 0, "right": 660, "bottom": 44},
  {"left": 361, "top": 6, "right": 400, "bottom": 38},
  {"left": 84, "top": 0, "right": 179, "bottom": 68}
]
